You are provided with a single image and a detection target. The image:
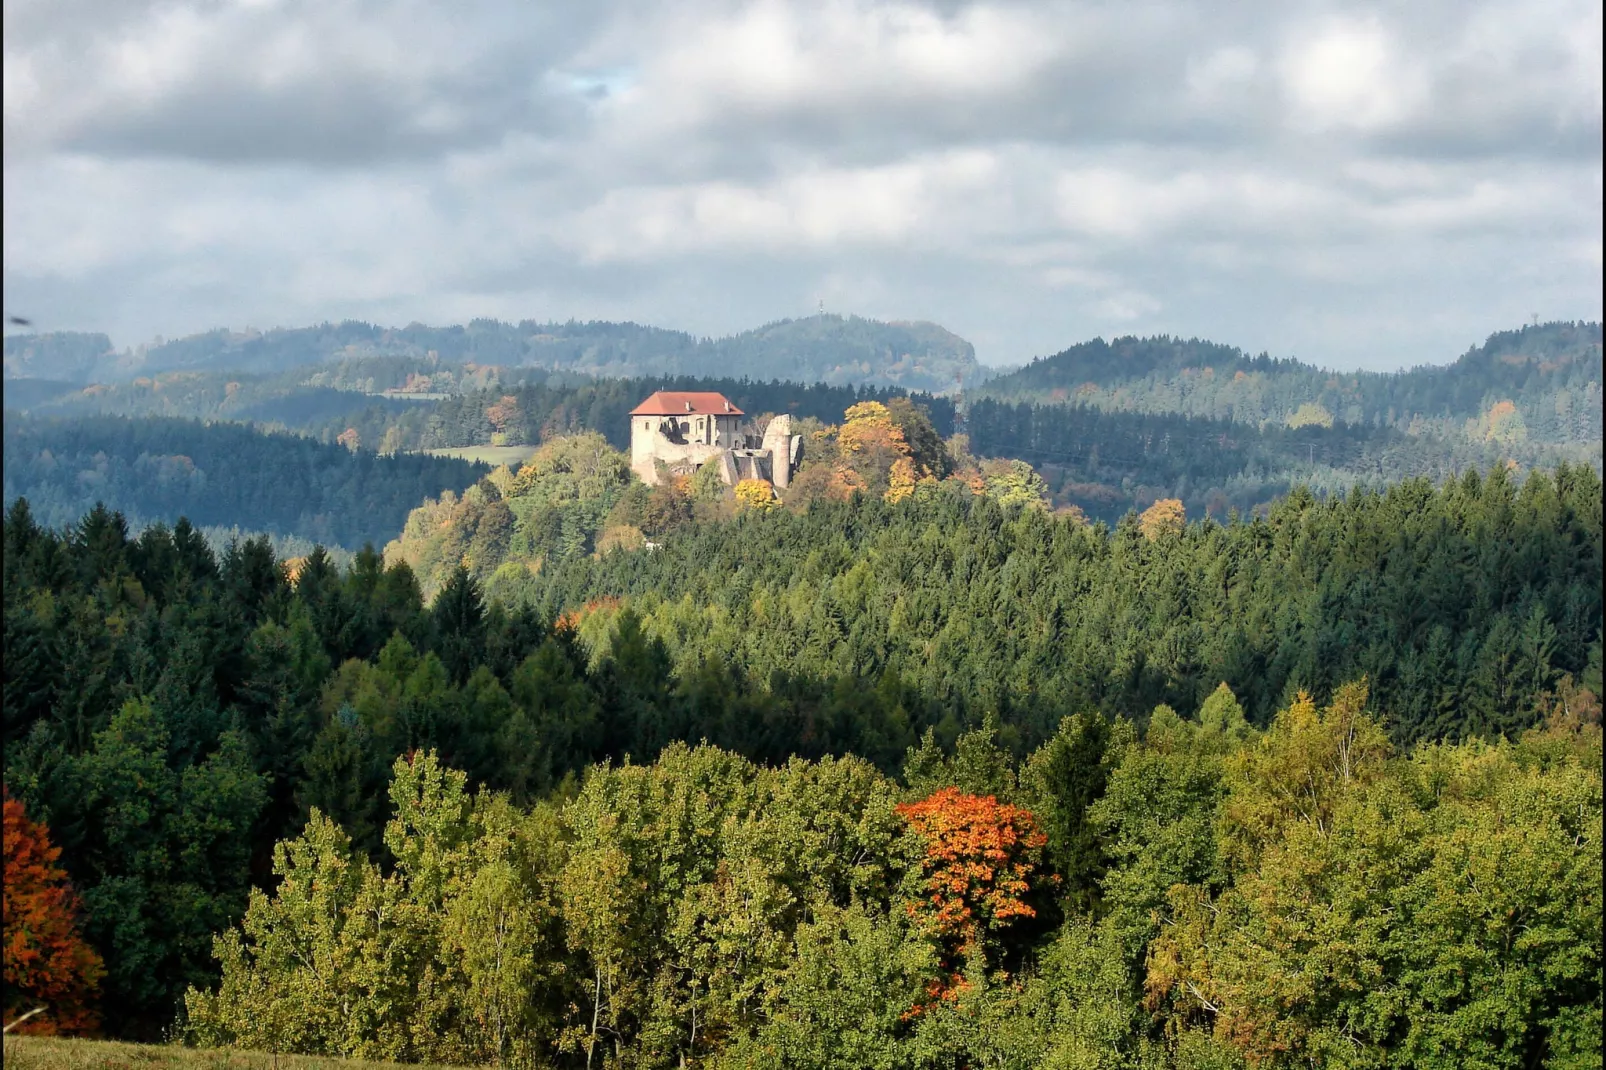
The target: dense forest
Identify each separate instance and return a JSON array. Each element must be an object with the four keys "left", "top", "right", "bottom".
[
  {"left": 3, "top": 485, "right": 1600, "bottom": 1066},
  {"left": 967, "top": 395, "right": 1599, "bottom": 519},
  {"left": 2, "top": 415, "right": 485, "bottom": 550},
  {"left": 2, "top": 314, "right": 982, "bottom": 393},
  {"left": 380, "top": 404, "right": 1601, "bottom": 741},
  {"left": 980, "top": 322, "right": 1604, "bottom": 445},
  {"left": 472, "top": 462, "right": 1602, "bottom": 748}
]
